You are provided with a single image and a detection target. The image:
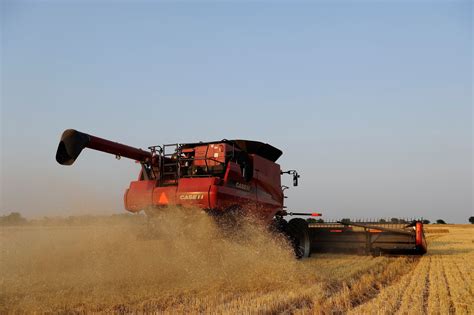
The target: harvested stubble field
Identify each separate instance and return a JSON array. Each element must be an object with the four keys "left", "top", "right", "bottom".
[{"left": 0, "top": 210, "right": 473, "bottom": 314}]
